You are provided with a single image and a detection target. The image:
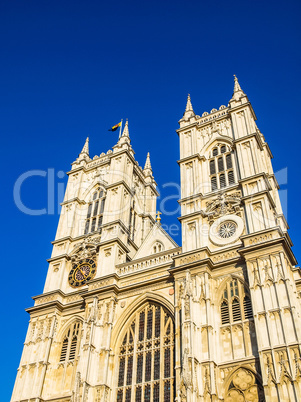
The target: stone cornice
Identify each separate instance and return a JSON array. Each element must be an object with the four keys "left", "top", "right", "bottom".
[
  {"left": 47, "top": 254, "right": 70, "bottom": 263},
  {"left": 233, "top": 131, "right": 264, "bottom": 151},
  {"left": 239, "top": 228, "right": 297, "bottom": 265},
  {"left": 98, "top": 234, "right": 133, "bottom": 253},
  {"left": 60, "top": 197, "right": 86, "bottom": 206},
  {"left": 241, "top": 189, "right": 276, "bottom": 208},
  {"left": 177, "top": 153, "right": 205, "bottom": 165},
  {"left": 171, "top": 245, "right": 243, "bottom": 273},
  {"left": 228, "top": 100, "right": 257, "bottom": 120},
  {"left": 178, "top": 184, "right": 240, "bottom": 206},
  {"left": 238, "top": 172, "right": 271, "bottom": 189},
  {"left": 177, "top": 107, "right": 230, "bottom": 132}
]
